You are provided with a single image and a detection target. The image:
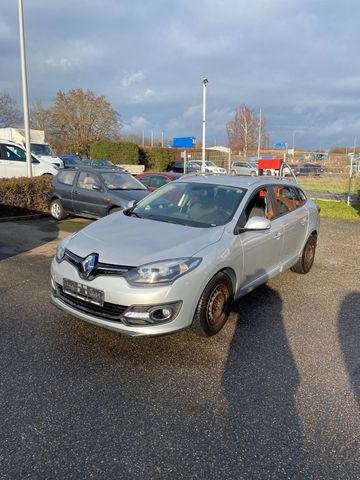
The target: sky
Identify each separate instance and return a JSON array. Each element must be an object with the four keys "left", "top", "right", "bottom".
[{"left": 1, "top": 0, "right": 360, "bottom": 150}]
